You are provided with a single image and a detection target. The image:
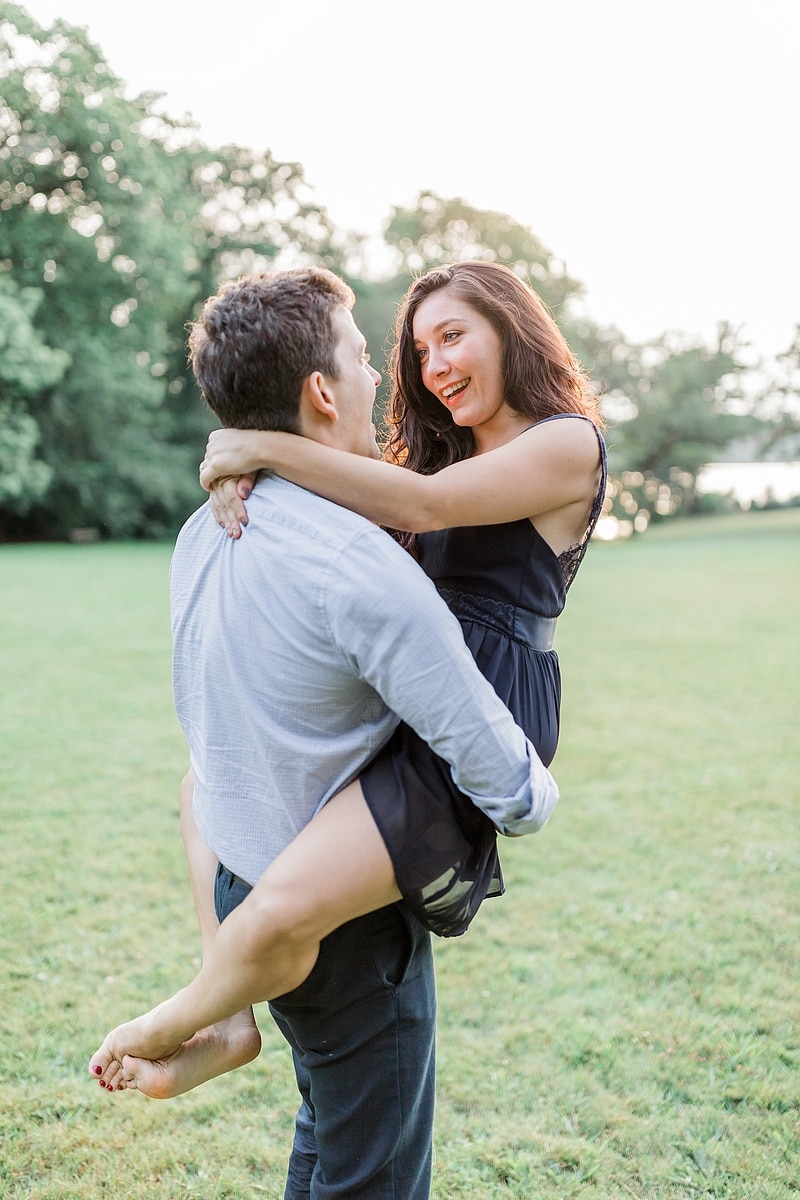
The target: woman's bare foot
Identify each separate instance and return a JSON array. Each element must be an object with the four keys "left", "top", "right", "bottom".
[
  {"left": 121, "top": 1012, "right": 262, "bottom": 1098},
  {"left": 89, "top": 1007, "right": 260, "bottom": 1098},
  {"left": 90, "top": 993, "right": 189, "bottom": 1090}
]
